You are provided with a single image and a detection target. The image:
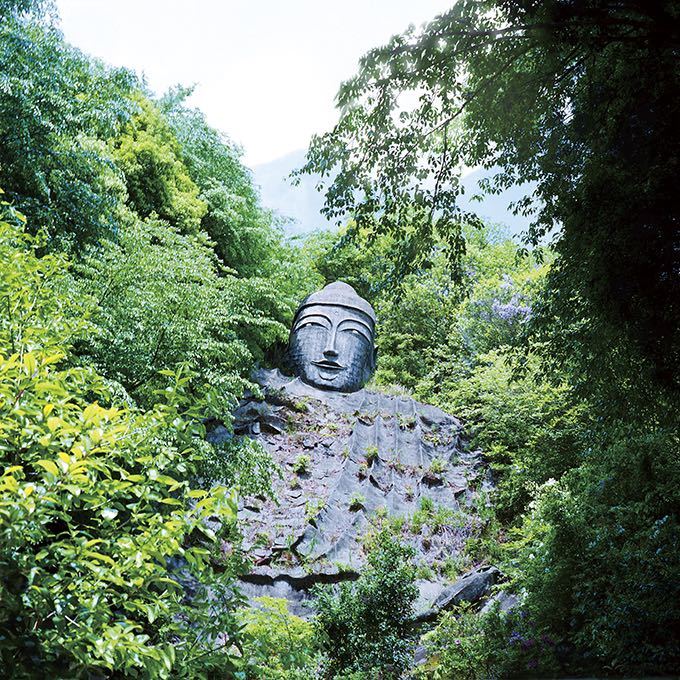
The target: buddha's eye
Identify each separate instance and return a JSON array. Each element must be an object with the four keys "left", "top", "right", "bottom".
[
  {"left": 345, "top": 328, "right": 367, "bottom": 340},
  {"left": 296, "top": 321, "right": 324, "bottom": 331}
]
